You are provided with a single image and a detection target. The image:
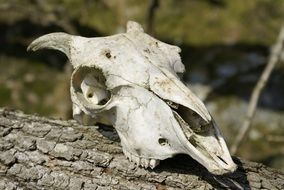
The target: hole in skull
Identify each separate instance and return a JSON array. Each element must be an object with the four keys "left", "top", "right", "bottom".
[
  {"left": 87, "top": 93, "right": 93, "bottom": 98},
  {"left": 72, "top": 66, "right": 111, "bottom": 107},
  {"left": 217, "top": 155, "right": 228, "bottom": 165},
  {"left": 173, "top": 104, "right": 210, "bottom": 135},
  {"left": 100, "top": 99, "right": 109, "bottom": 105},
  {"left": 188, "top": 135, "right": 213, "bottom": 161},
  {"left": 102, "top": 49, "right": 112, "bottom": 59},
  {"left": 105, "top": 52, "right": 111, "bottom": 58},
  {"left": 158, "top": 138, "right": 168, "bottom": 146}
]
